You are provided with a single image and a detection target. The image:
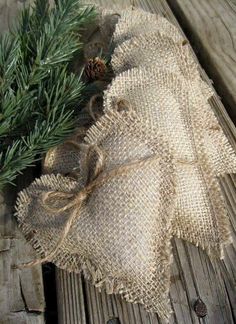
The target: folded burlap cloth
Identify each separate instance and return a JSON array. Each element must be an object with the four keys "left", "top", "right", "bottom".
[{"left": 15, "top": 8, "right": 236, "bottom": 321}]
